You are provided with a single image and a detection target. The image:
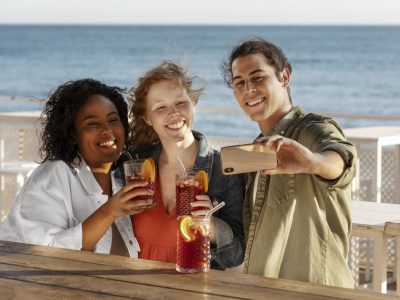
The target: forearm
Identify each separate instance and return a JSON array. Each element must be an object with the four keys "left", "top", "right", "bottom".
[
  {"left": 312, "top": 151, "right": 345, "bottom": 180},
  {"left": 81, "top": 203, "right": 115, "bottom": 251}
]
